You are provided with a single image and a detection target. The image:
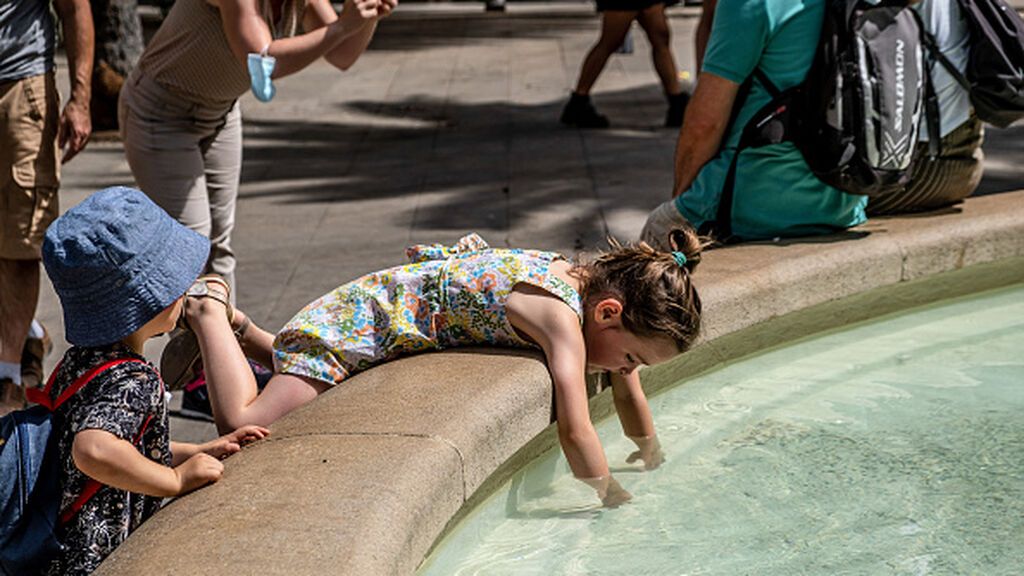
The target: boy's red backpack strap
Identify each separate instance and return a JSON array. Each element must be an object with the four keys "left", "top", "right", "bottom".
[
  {"left": 60, "top": 411, "right": 156, "bottom": 525},
  {"left": 21, "top": 356, "right": 155, "bottom": 524},
  {"left": 23, "top": 360, "right": 63, "bottom": 409},
  {"left": 25, "top": 358, "right": 143, "bottom": 411}
]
